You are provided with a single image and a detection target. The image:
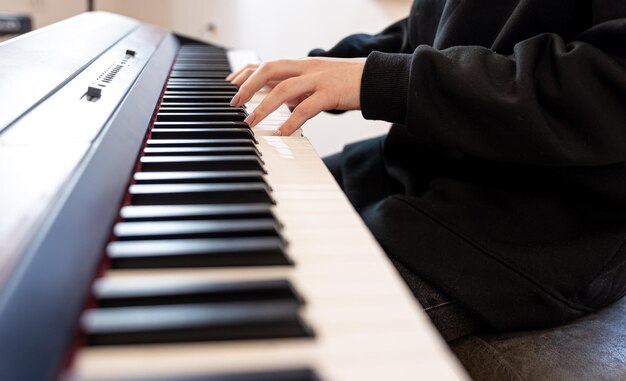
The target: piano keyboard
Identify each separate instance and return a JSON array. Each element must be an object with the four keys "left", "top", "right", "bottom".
[{"left": 0, "top": 12, "right": 467, "bottom": 381}]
